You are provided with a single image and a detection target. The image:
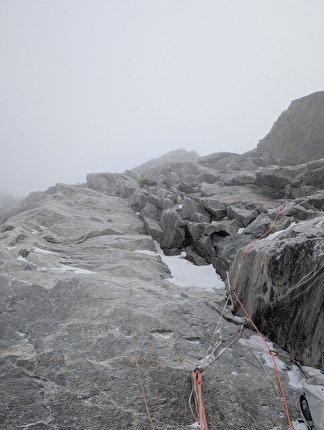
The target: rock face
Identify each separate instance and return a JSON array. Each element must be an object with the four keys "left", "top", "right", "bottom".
[
  {"left": 1, "top": 91, "right": 324, "bottom": 428},
  {"left": 230, "top": 218, "right": 324, "bottom": 367},
  {"left": 257, "top": 91, "right": 324, "bottom": 165},
  {"left": 0, "top": 184, "right": 302, "bottom": 429}
]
